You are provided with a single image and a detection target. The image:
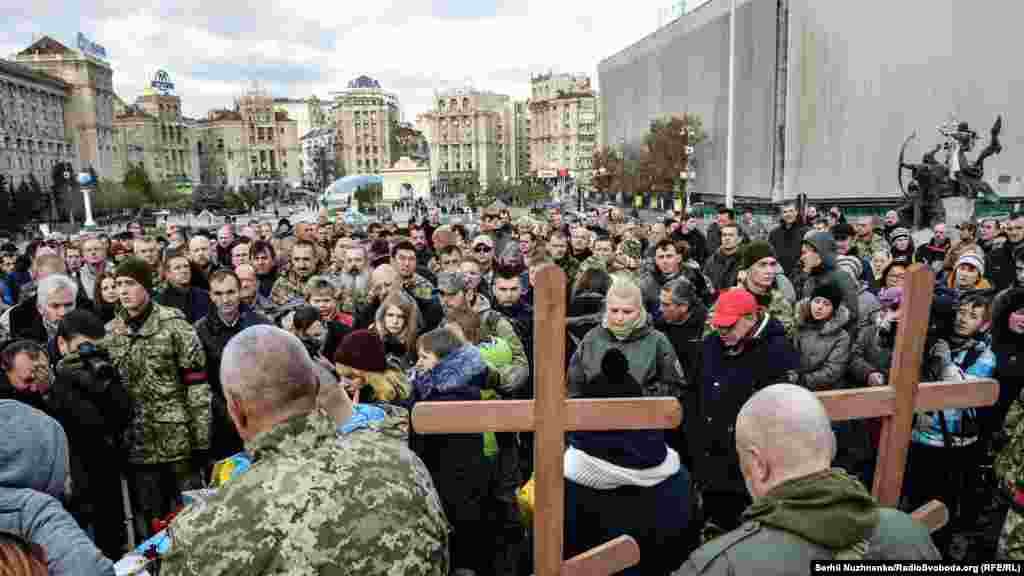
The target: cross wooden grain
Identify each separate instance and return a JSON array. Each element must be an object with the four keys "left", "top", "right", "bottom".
[{"left": 412, "top": 263, "right": 997, "bottom": 575}]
